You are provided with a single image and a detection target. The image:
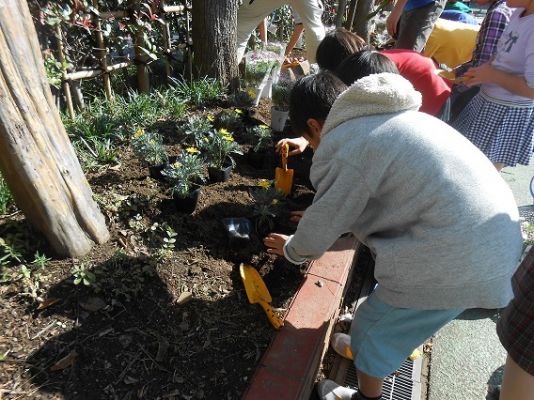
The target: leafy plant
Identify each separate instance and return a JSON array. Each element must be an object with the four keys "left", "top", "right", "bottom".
[
  {"left": 32, "top": 252, "right": 51, "bottom": 271},
  {"left": 159, "top": 224, "right": 177, "bottom": 257},
  {"left": 43, "top": 55, "right": 69, "bottom": 89},
  {"left": 248, "top": 124, "right": 273, "bottom": 152},
  {"left": 230, "top": 89, "right": 256, "bottom": 108},
  {"left": 0, "top": 175, "right": 14, "bottom": 215},
  {"left": 200, "top": 129, "right": 243, "bottom": 169},
  {"left": 214, "top": 110, "right": 244, "bottom": 132},
  {"left": 272, "top": 80, "right": 294, "bottom": 111},
  {"left": 162, "top": 152, "right": 206, "bottom": 198},
  {"left": 177, "top": 115, "right": 212, "bottom": 147},
  {"left": 244, "top": 59, "right": 275, "bottom": 86},
  {"left": 251, "top": 186, "right": 284, "bottom": 235},
  {"left": 171, "top": 77, "right": 225, "bottom": 107},
  {"left": 131, "top": 129, "right": 168, "bottom": 165},
  {"left": 72, "top": 263, "right": 97, "bottom": 287}
]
